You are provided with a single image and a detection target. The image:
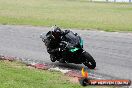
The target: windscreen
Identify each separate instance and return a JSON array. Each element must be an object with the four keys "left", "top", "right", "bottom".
[{"left": 64, "top": 31, "right": 80, "bottom": 46}]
